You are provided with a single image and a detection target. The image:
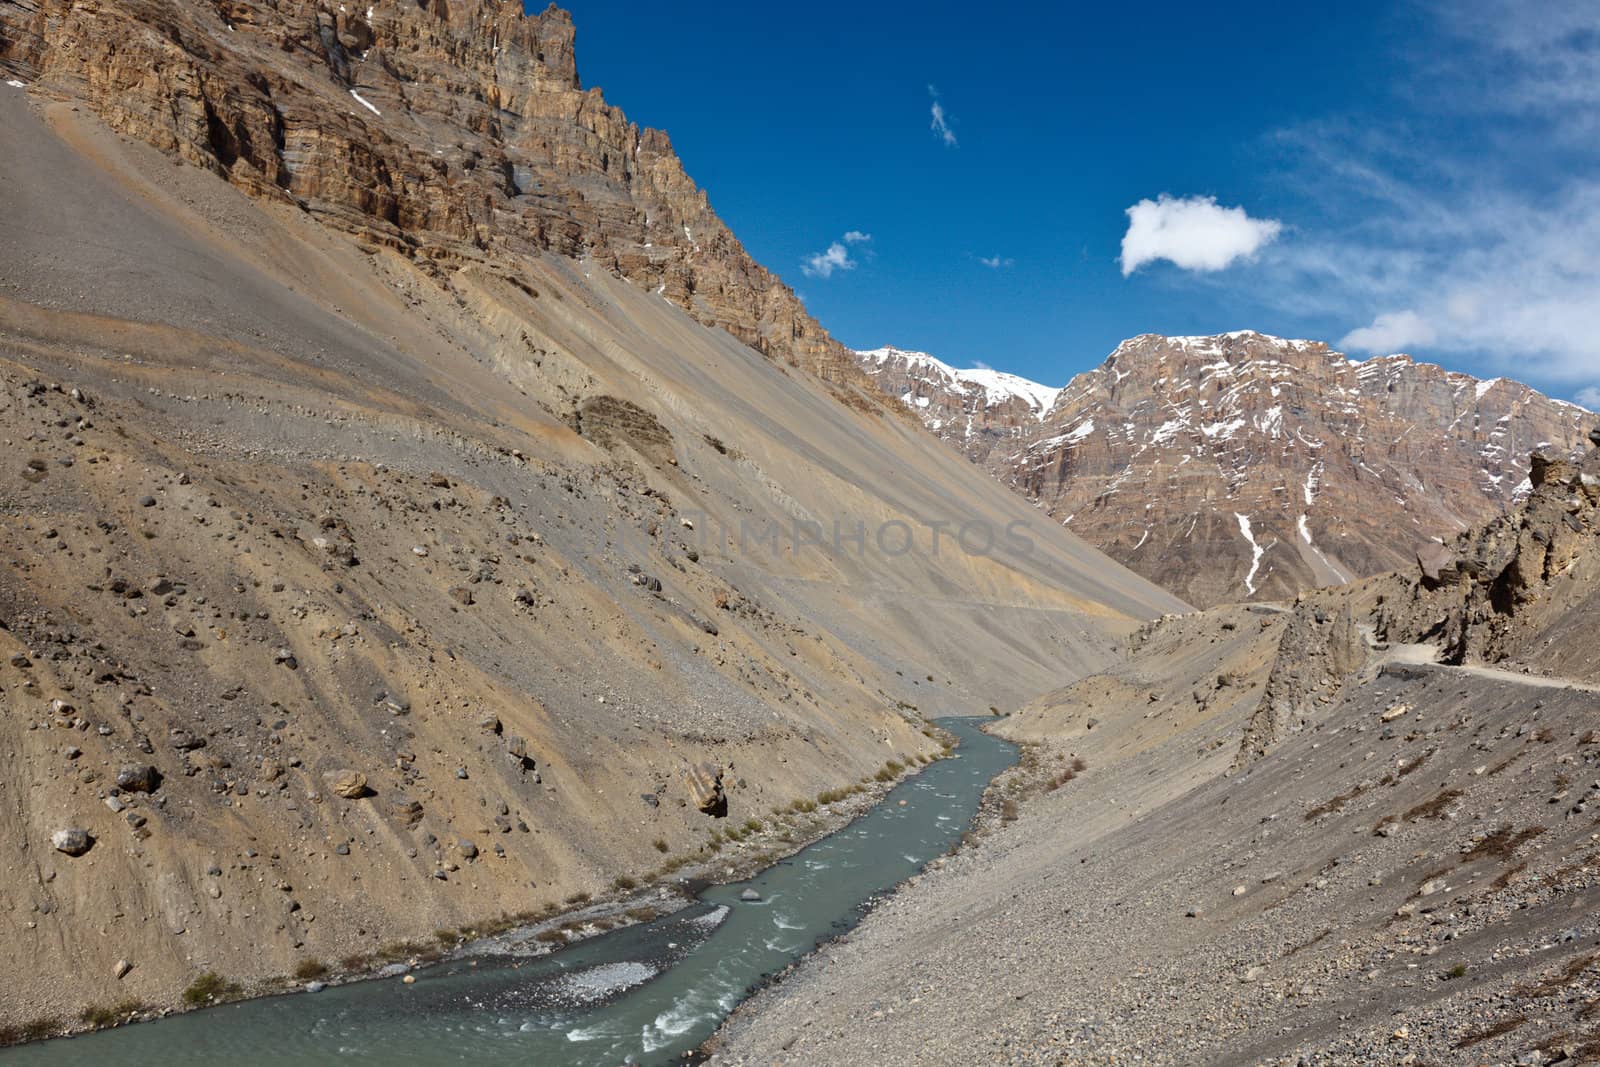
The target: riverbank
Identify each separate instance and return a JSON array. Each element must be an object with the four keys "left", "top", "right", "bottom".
[
  {"left": 0, "top": 722, "right": 1010, "bottom": 1065},
  {"left": 707, "top": 599, "right": 1600, "bottom": 1066}
]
